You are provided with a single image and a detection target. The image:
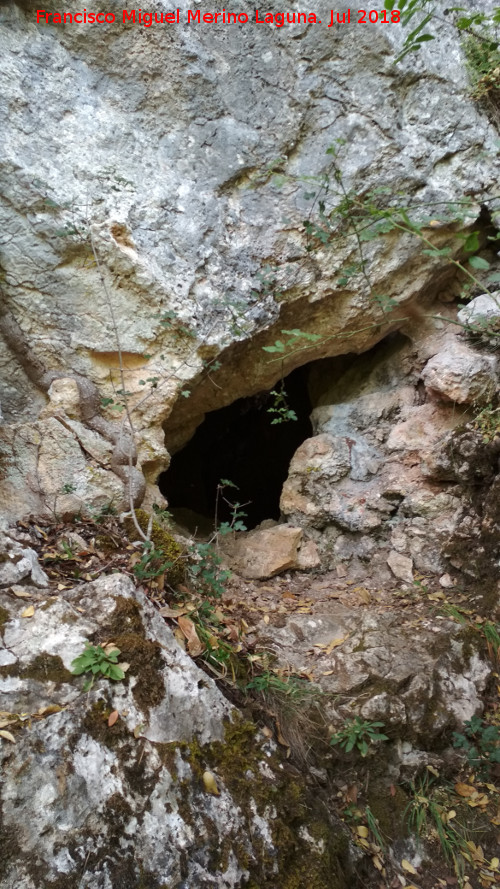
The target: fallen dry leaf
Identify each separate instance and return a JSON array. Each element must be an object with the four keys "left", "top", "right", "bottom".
[
  {"left": 20, "top": 605, "right": 35, "bottom": 618},
  {"left": 401, "top": 858, "right": 417, "bottom": 874},
  {"left": 108, "top": 710, "right": 119, "bottom": 727},
  {"left": 0, "top": 730, "right": 16, "bottom": 743},
  {"left": 345, "top": 784, "right": 358, "bottom": 803},
  {"left": 202, "top": 770, "right": 219, "bottom": 796},
  {"left": 10, "top": 586, "right": 32, "bottom": 599},
  {"left": 173, "top": 628, "right": 186, "bottom": 649},
  {"left": 159, "top": 605, "right": 190, "bottom": 618},
  {"left": 372, "top": 855, "right": 383, "bottom": 871},
  {"left": 455, "top": 783, "right": 477, "bottom": 797},
  {"left": 177, "top": 616, "right": 204, "bottom": 657},
  {"left": 326, "top": 634, "right": 349, "bottom": 654}
]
